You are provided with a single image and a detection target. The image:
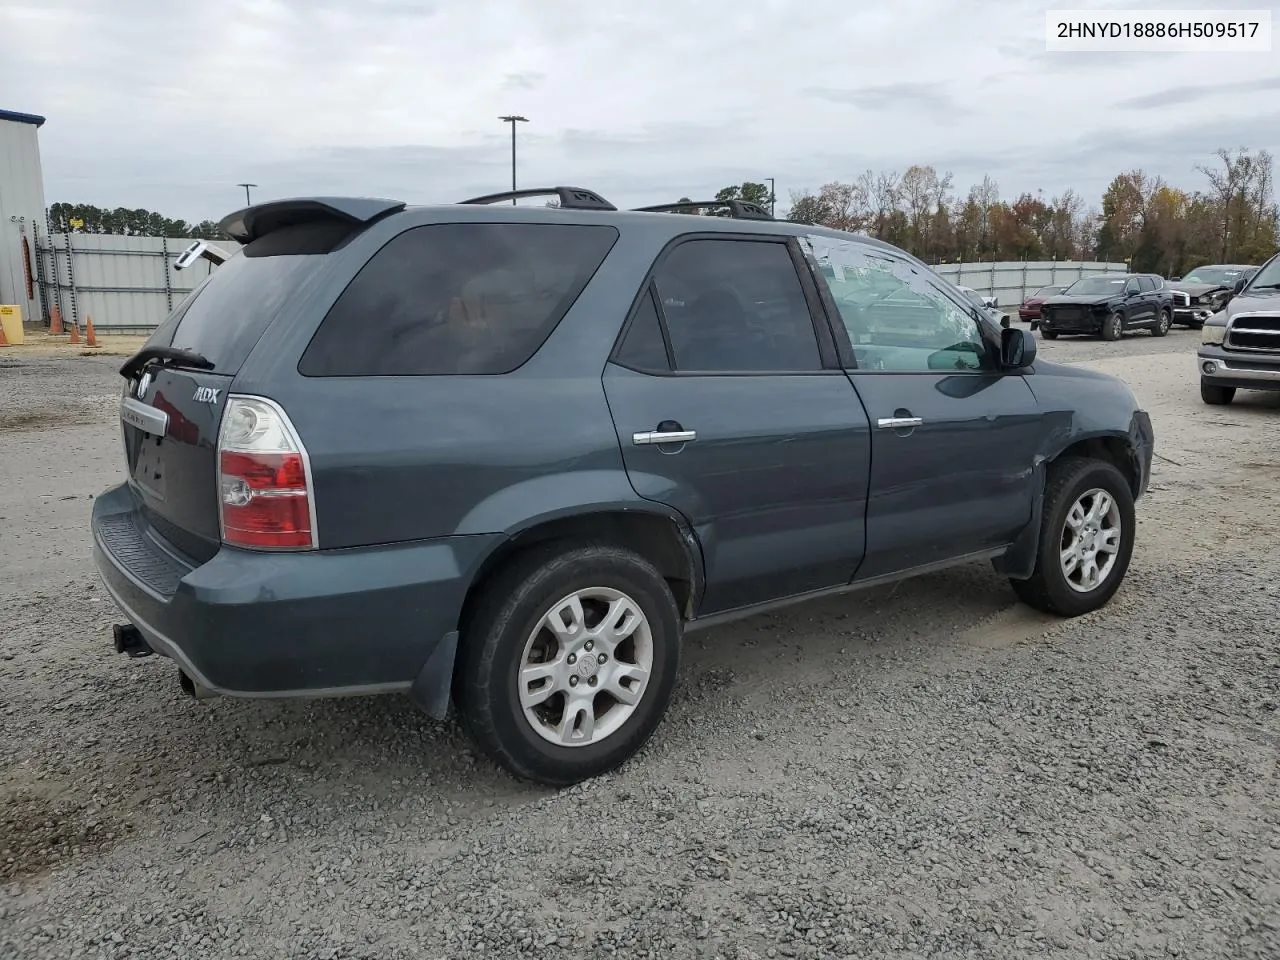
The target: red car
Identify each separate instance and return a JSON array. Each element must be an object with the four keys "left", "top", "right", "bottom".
[{"left": 1019, "top": 284, "right": 1067, "bottom": 322}]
